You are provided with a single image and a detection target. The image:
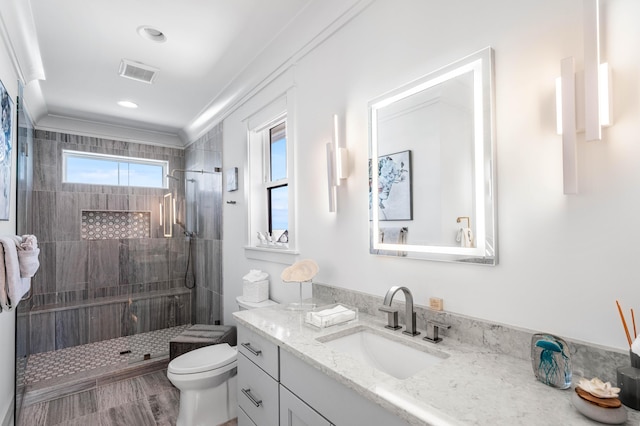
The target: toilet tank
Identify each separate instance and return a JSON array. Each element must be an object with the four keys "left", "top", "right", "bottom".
[{"left": 236, "top": 296, "right": 278, "bottom": 311}]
